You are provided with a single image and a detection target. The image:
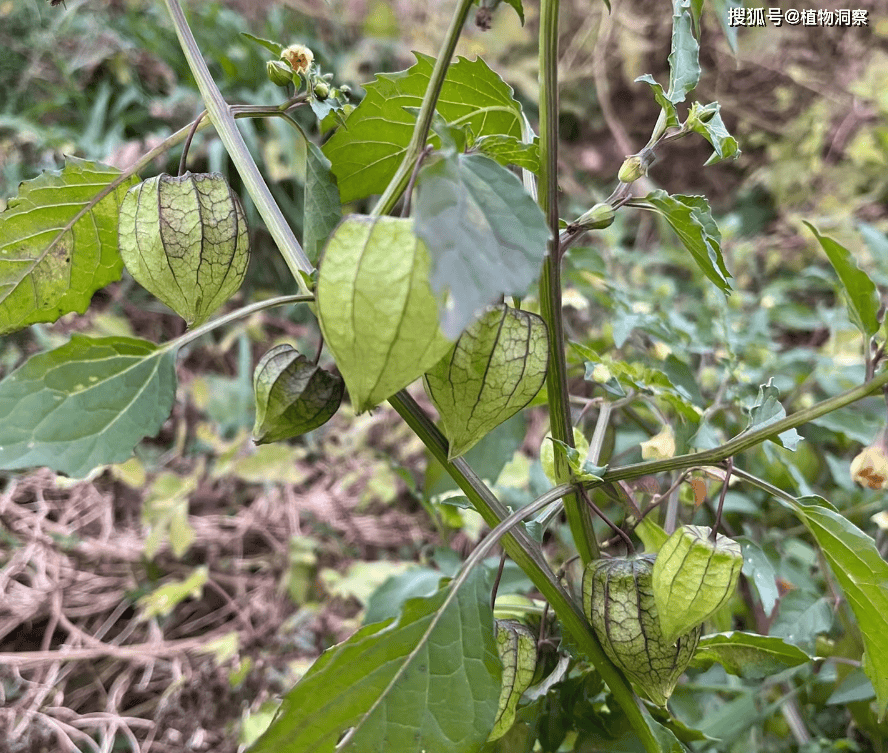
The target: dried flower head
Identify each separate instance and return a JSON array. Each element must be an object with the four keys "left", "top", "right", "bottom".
[
  {"left": 641, "top": 426, "right": 676, "bottom": 461},
  {"left": 281, "top": 44, "right": 314, "bottom": 75},
  {"left": 850, "top": 443, "right": 888, "bottom": 490}
]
